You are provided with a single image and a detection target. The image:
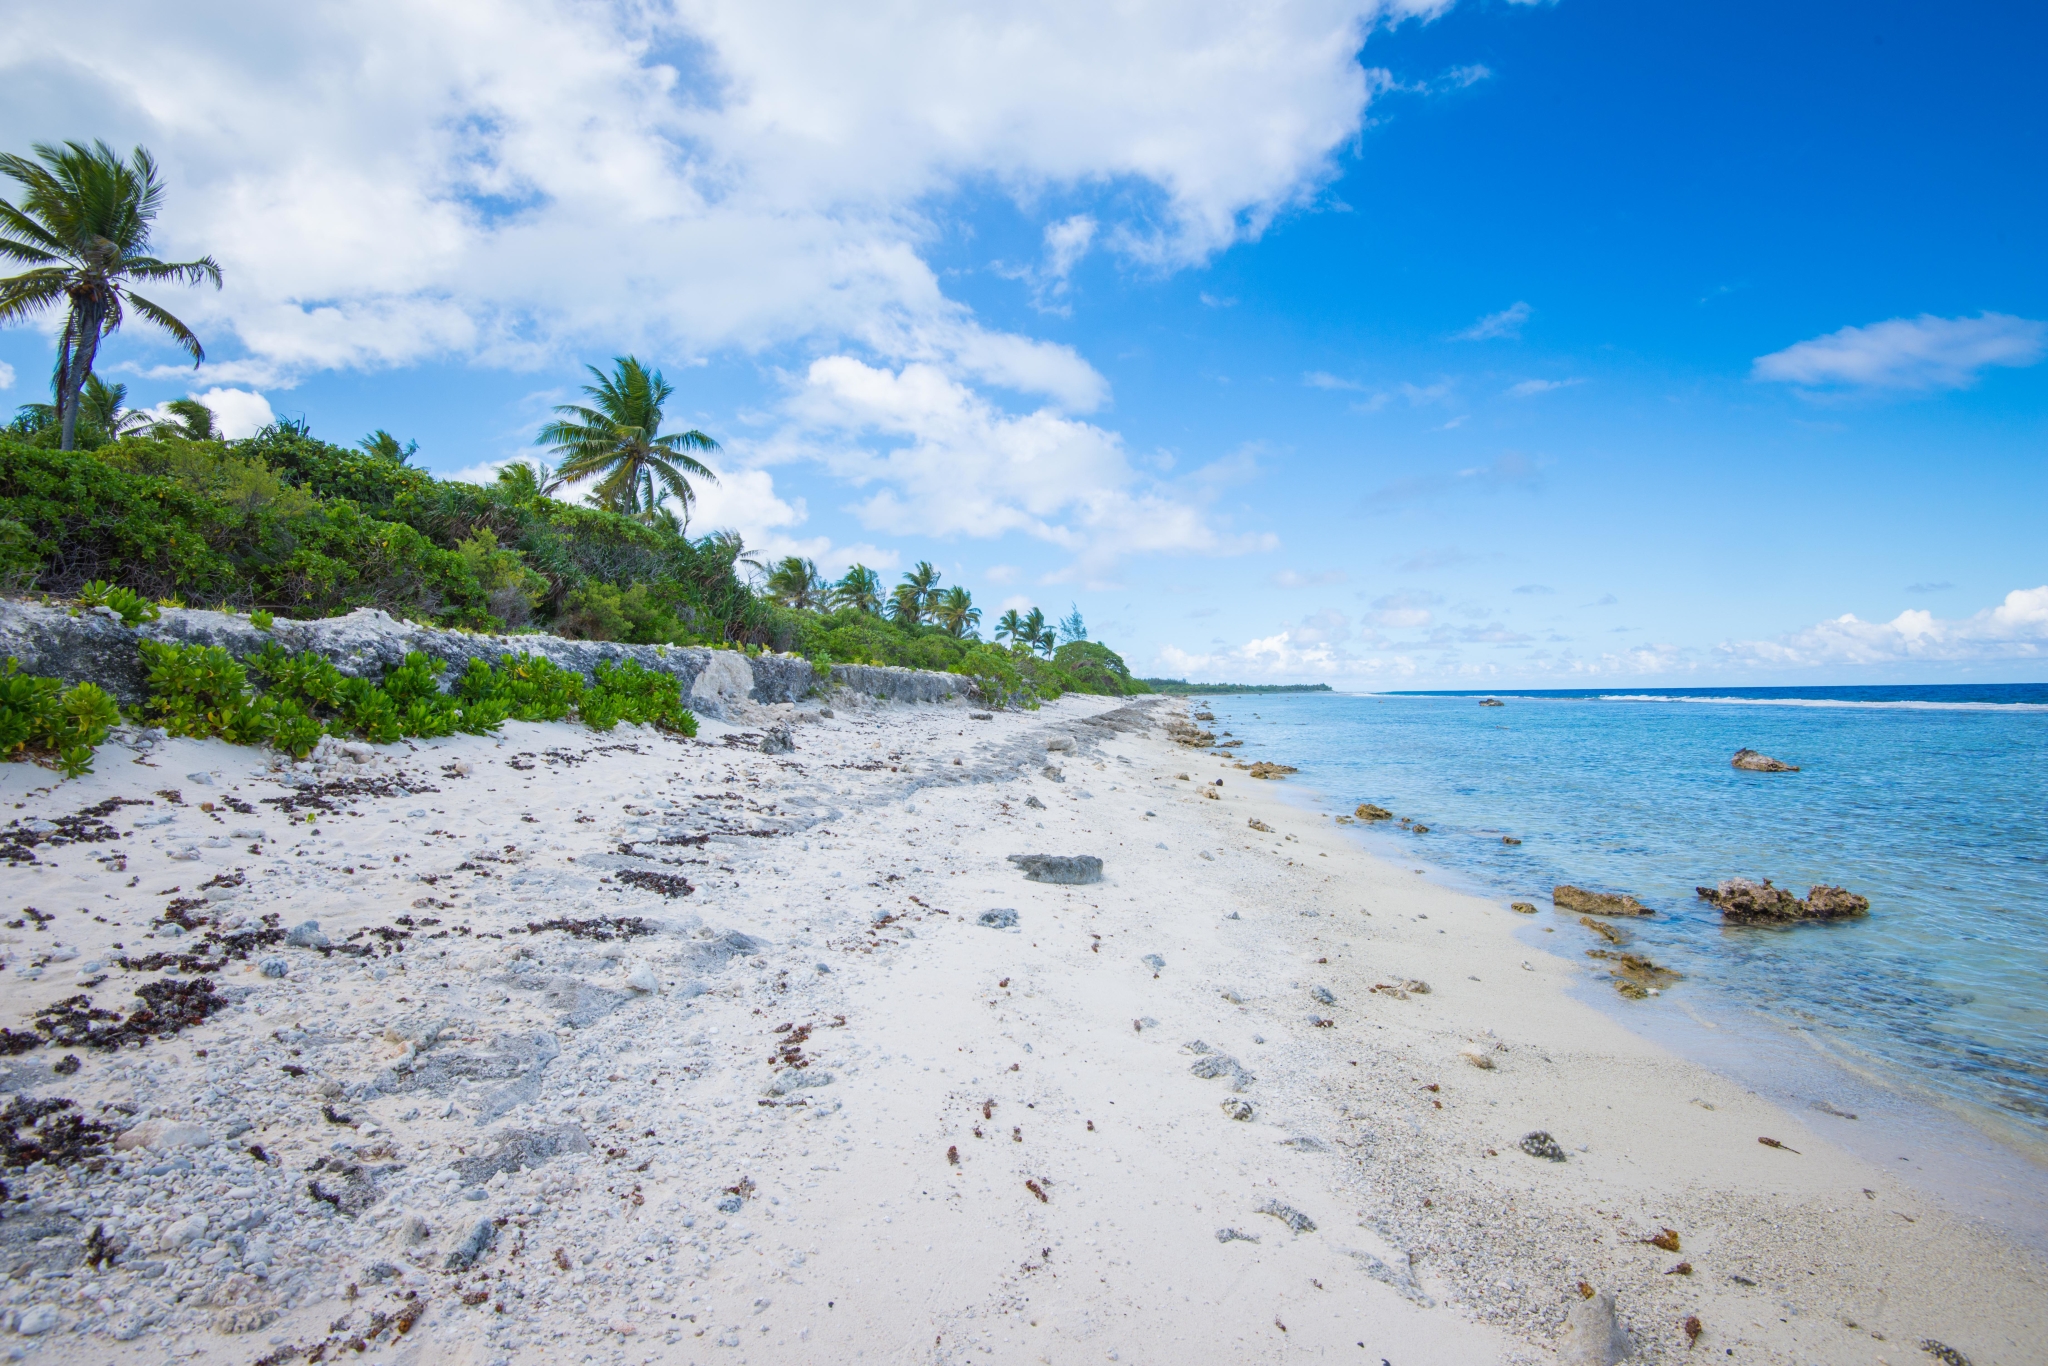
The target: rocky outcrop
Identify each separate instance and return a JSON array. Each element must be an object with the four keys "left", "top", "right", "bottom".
[
  {"left": 0, "top": 599, "right": 997, "bottom": 720},
  {"left": 1007, "top": 854, "right": 1103, "bottom": 885},
  {"left": 1246, "top": 761, "right": 1297, "bottom": 779},
  {"left": 1552, "top": 885, "right": 1652, "bottom": 917},
  {"left": 1355, "top": 804, "right": 1393, "bottom": 821},
  {"left": 1732, "top": 748, "right": 1799, "bottom": 772},
  {"left": 1698, "top": 878, "right": 1870, "bottom": 924}
]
